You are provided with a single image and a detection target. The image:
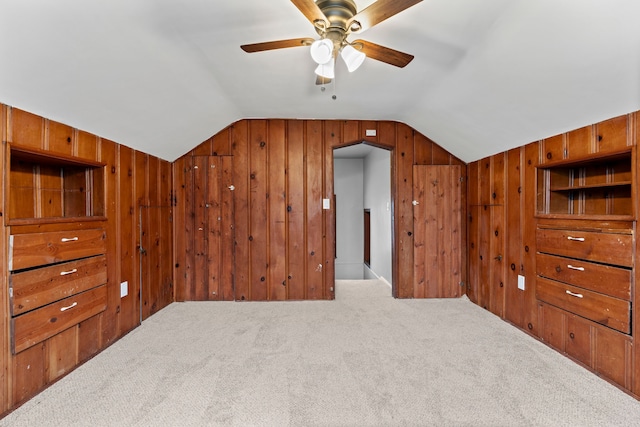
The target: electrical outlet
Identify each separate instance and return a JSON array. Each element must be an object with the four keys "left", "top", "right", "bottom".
[
  {"left": 322, "top": 198, "right": 330, "bottom": 209},
  {"left": 517, "top": 275, "right": 525, "bottom": 291},
  {"left": 120, "top": 281, "right": 129, "bottom": 298}
]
